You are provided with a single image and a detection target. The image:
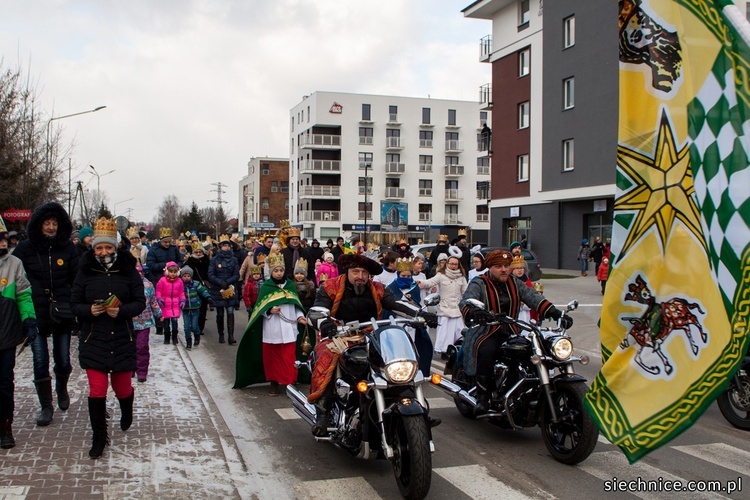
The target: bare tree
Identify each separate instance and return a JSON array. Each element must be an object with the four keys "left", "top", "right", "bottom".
[{"left": 155, "top": 194, "right": 182, "bottom": 232}]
